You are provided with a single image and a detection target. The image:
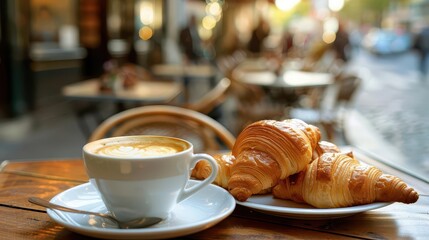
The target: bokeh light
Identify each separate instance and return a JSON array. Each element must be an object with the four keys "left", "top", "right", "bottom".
[
  {"left": 139, "top": 1, "right": 154, "bottom": 25},
  {"left": 322, "top": 31, "right": 336, "bottom": 44},
  {"left": 198, "top": 26, "right": 213, "bottom": 41},
  {"left": 275, "top": 0, "right": 301, "bottom": 11},
  {"left": 324, "top": 17, "right": 339, "bottom": 33},
  {"left": 202, "top": 15, "right": 217, "bottom": 30},
  {"left": 328, "top": 0, "right": 345, "bottom": 12},
  {"left": 206, "top": 2, "right": 222, "bottom": 16},
  {"left": 138, "top": 26, "right": 153, "bottom": 40}
]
